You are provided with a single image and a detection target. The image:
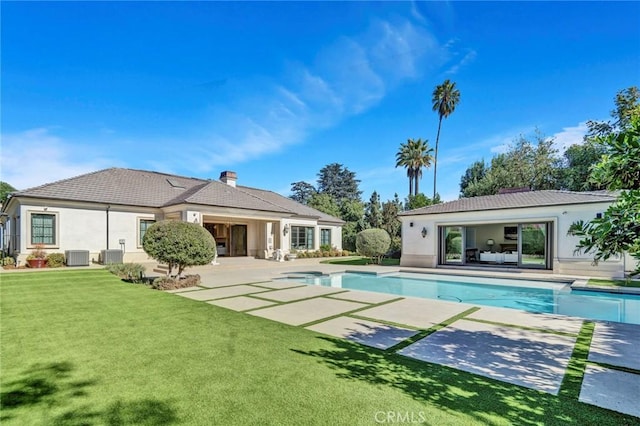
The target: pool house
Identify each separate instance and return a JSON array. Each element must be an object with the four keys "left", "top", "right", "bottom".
[{"left": 399, "top": 190, "right": 632, "bottom": 278}]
